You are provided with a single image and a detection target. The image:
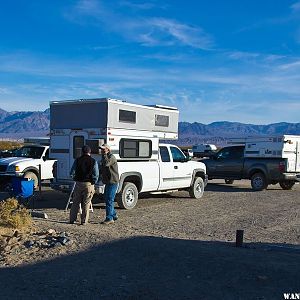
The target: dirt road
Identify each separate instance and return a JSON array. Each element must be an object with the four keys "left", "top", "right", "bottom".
[{"left": 0, "top": 180, "right": 299, "bottom": 299}]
